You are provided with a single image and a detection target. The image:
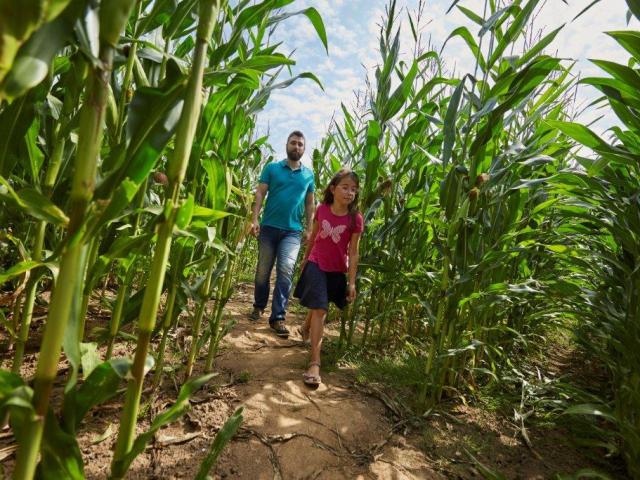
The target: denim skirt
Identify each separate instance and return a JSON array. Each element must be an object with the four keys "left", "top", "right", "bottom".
[{"left": 294, "top": 261, "right": 348, "bottom": 311}]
